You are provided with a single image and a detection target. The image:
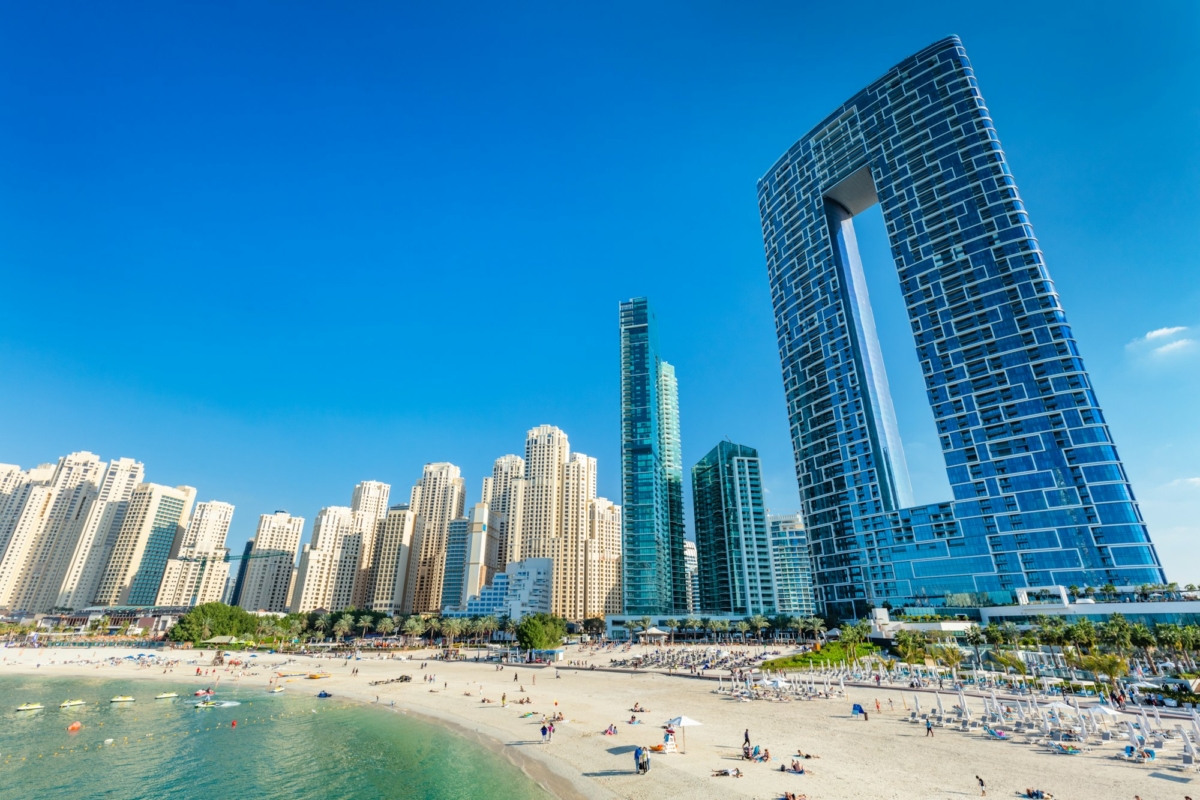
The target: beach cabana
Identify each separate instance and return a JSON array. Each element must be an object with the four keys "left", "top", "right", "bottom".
[{"left": 637, "top": 627, "right": 669, "bottom": 644}]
